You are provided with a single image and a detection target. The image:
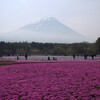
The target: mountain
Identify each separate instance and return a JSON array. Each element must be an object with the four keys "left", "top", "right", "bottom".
[{"left": 7, "top": 17, "right": 87, "bottom": 43}]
